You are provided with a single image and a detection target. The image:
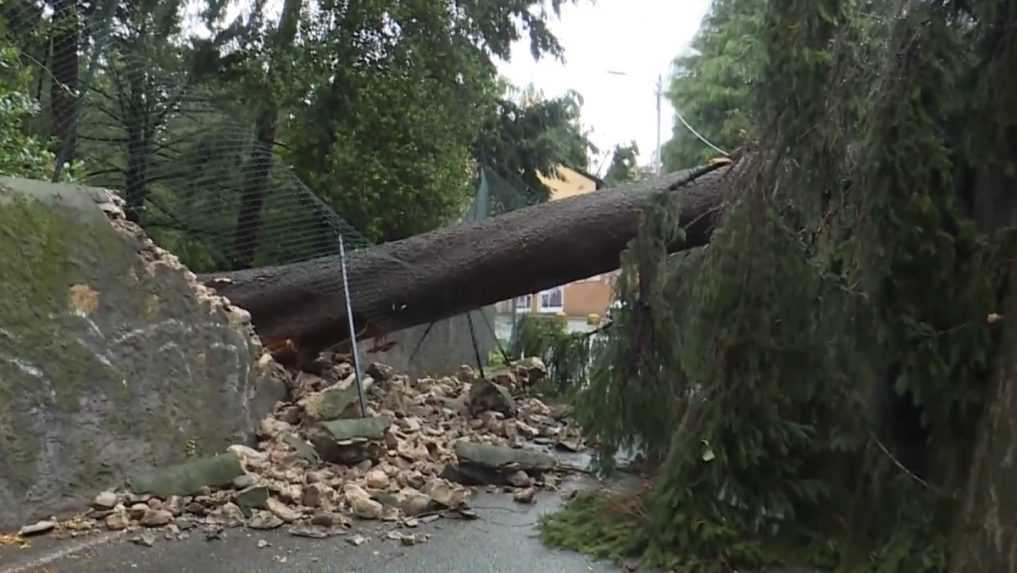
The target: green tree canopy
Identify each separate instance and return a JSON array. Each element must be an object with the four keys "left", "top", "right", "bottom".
[
  {"left": 602, "top": 141, "right": 641, "bottom": 186},
  {"left": 661, "top": 0, "right": 761, "bottom": 171}
]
